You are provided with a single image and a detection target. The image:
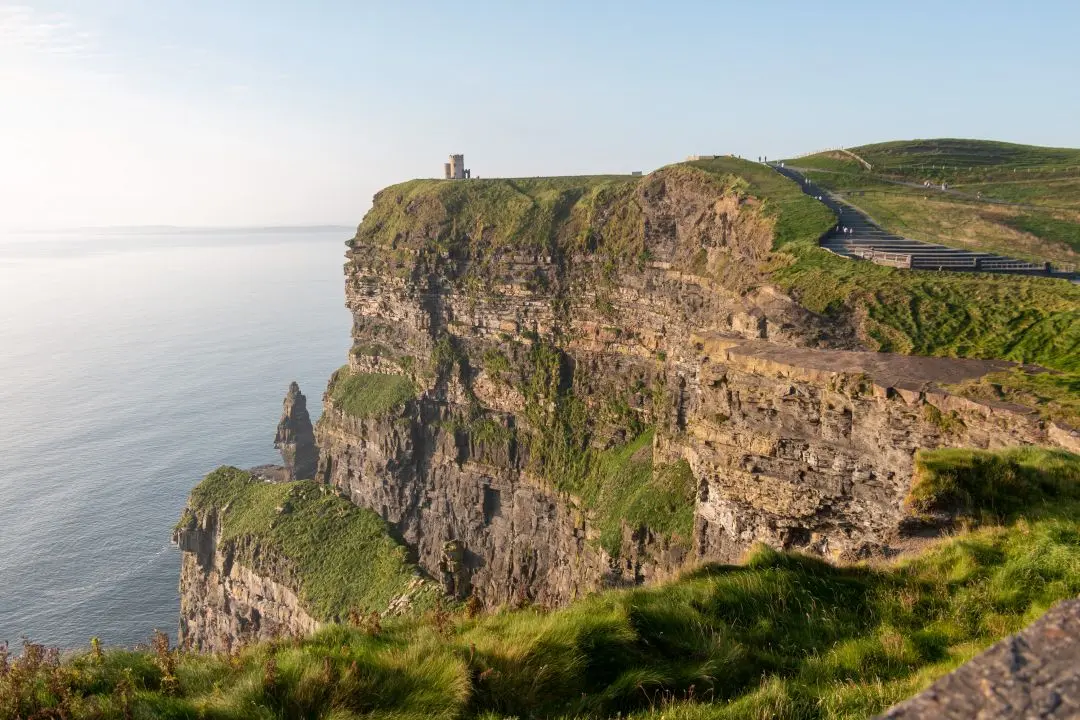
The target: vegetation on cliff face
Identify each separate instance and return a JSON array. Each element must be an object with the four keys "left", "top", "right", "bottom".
[
  {"left": 328, "top": 367, "right": 416, "bottom": 419},
  {"left": 582, "top": 429, "right": 696, "bottom": 556},
  {"left": 178, "top": 468, "right": 440, "bottom": 622},
  {"left": 10, "top": 448, "right": 1080, "bottom": 720},
  {"left": 508, "top": 339, "right": 695, "bottom": 557}
]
